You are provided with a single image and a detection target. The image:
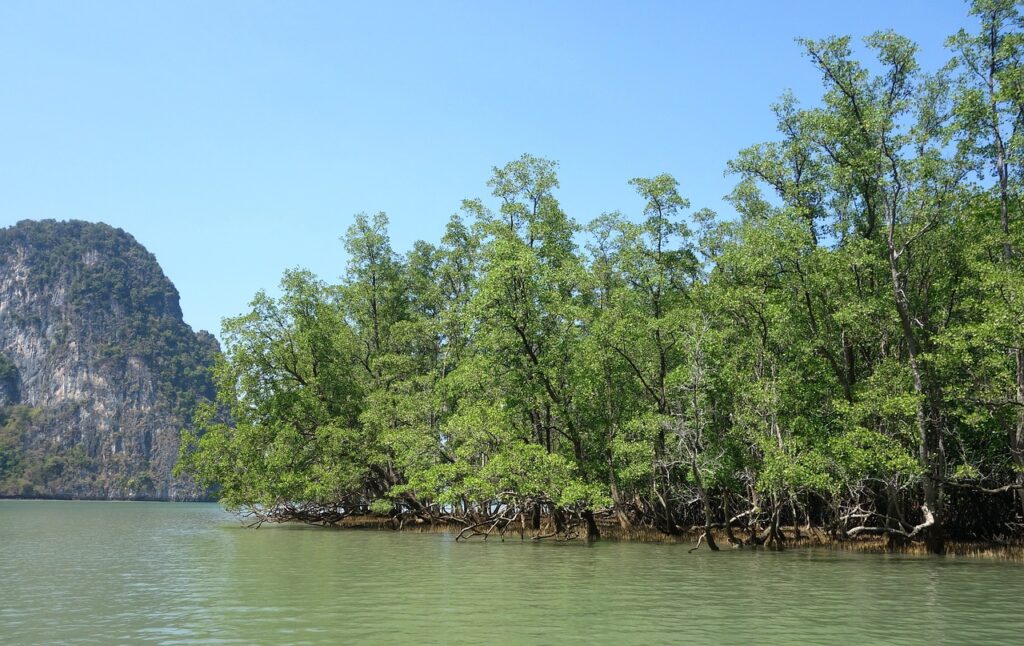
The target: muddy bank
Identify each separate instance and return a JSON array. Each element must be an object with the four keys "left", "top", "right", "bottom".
[{"left": 243, "top": 512, "right": 1024, "bottom": 561}]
